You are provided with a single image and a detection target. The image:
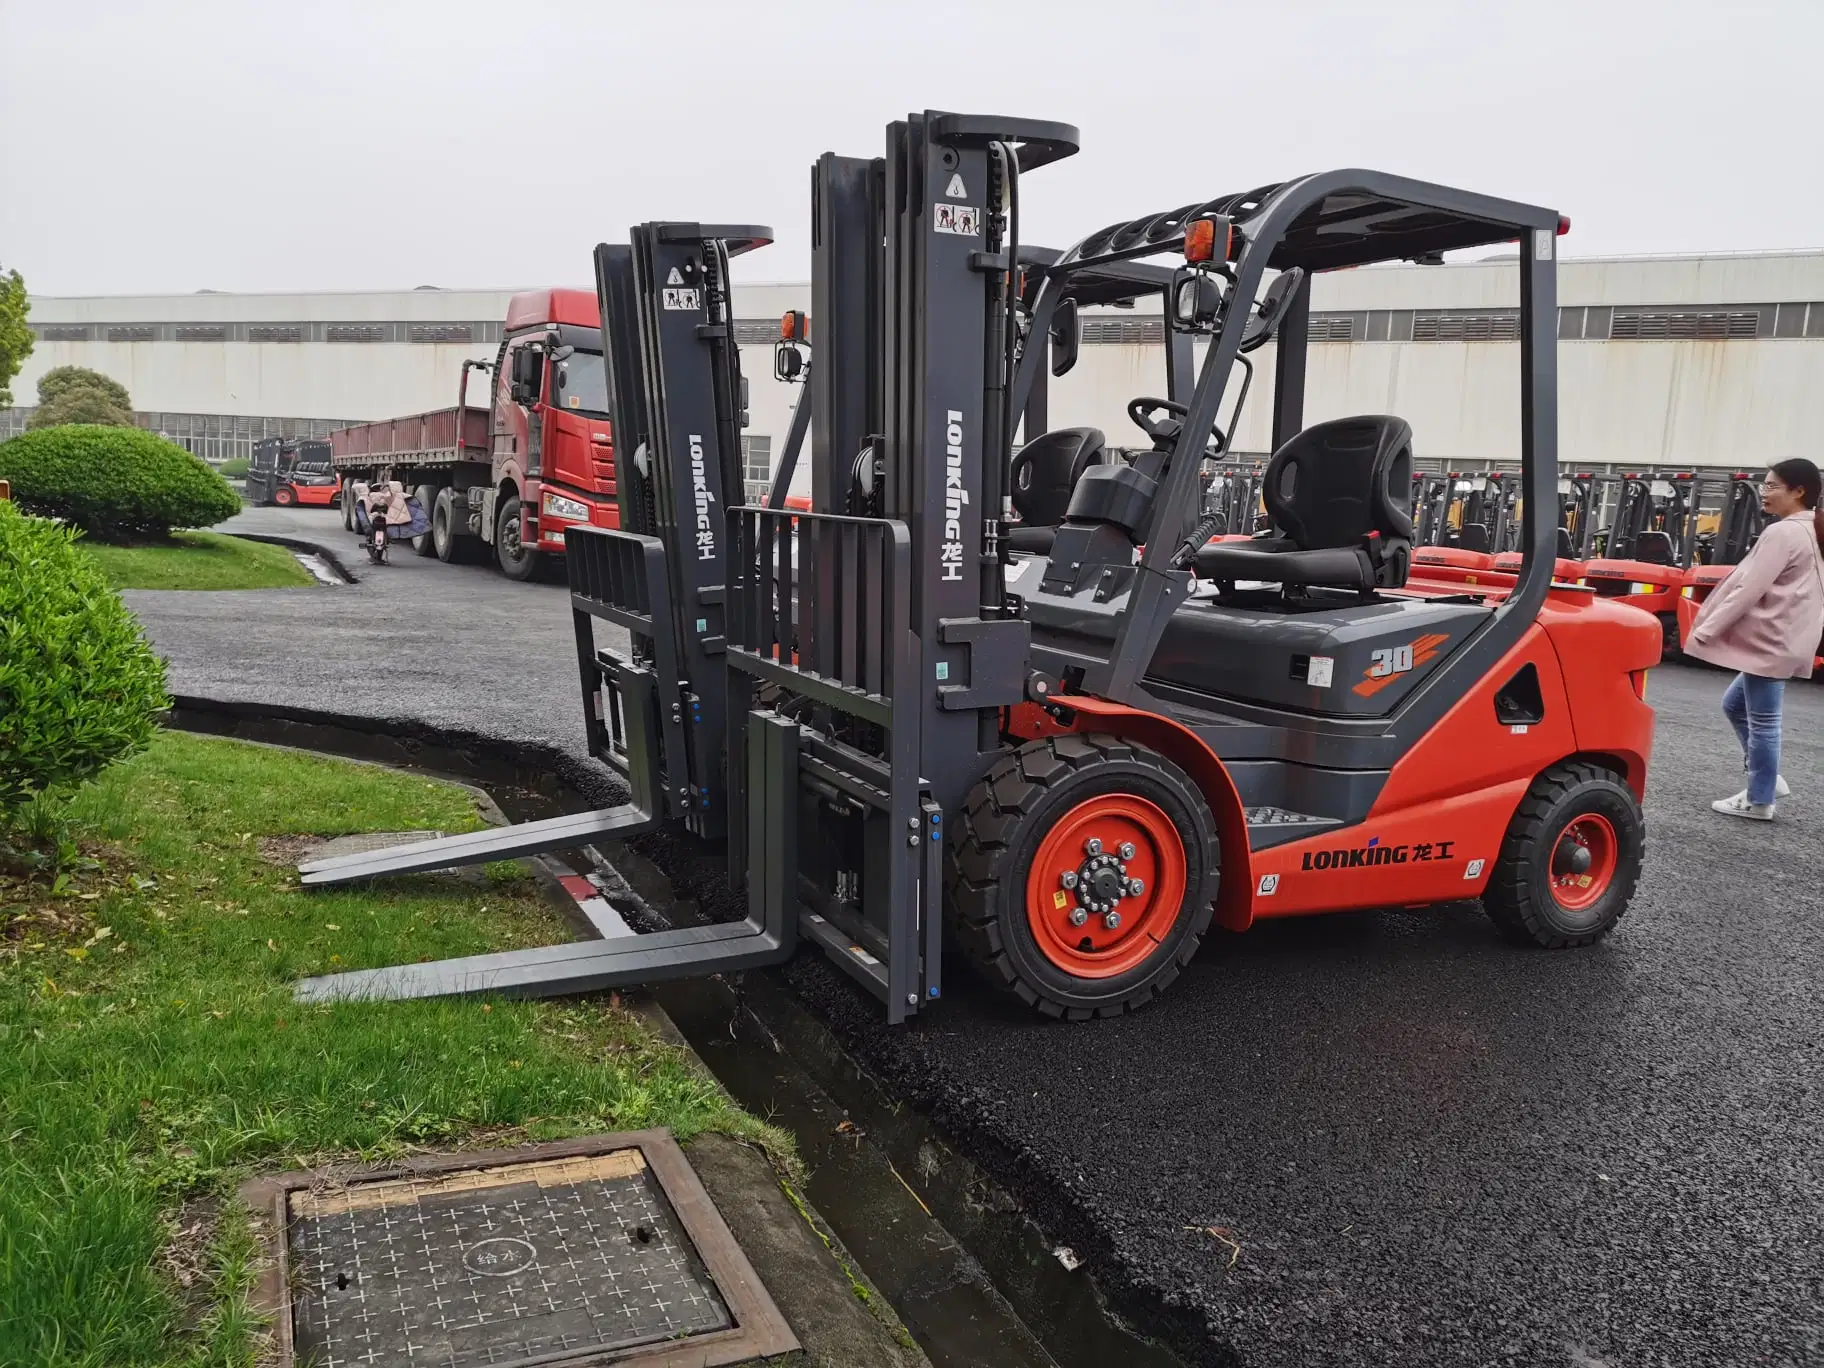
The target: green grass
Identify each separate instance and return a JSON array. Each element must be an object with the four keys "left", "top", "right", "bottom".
[
  {"left": 0, "top": 732, "right": 785, "bottom": 1367},
  {"left": 78, "top": 532, "right": 313, "bottom": 591}
]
